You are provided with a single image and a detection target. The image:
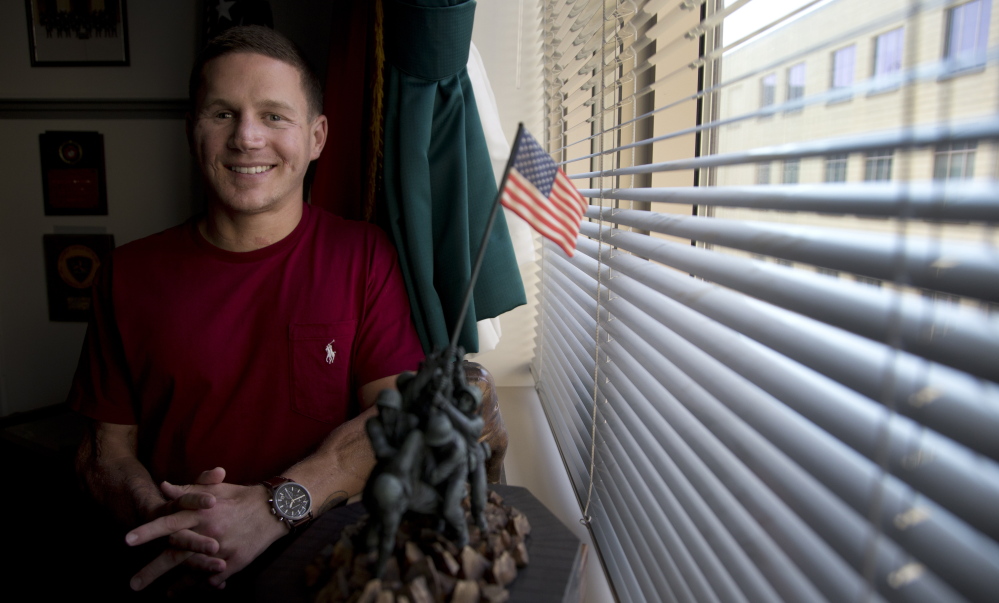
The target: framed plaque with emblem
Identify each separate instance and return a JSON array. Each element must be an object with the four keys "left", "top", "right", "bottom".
[
  {"left": 39, "top": 131, "right": 108, "bottom": 216},
  {"left": 43, "top": 234, "right": 115, "bottom": 322},
  {"left": 25, "top": 0, "right": 130, "bottom": 67}
]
